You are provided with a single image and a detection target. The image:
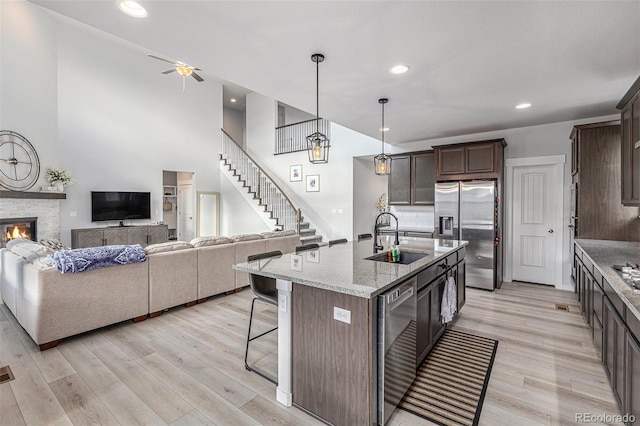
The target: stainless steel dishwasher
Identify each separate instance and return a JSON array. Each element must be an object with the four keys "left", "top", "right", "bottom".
[{"left": 378, "top": 277, "right": 417, "bottom": 425}]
